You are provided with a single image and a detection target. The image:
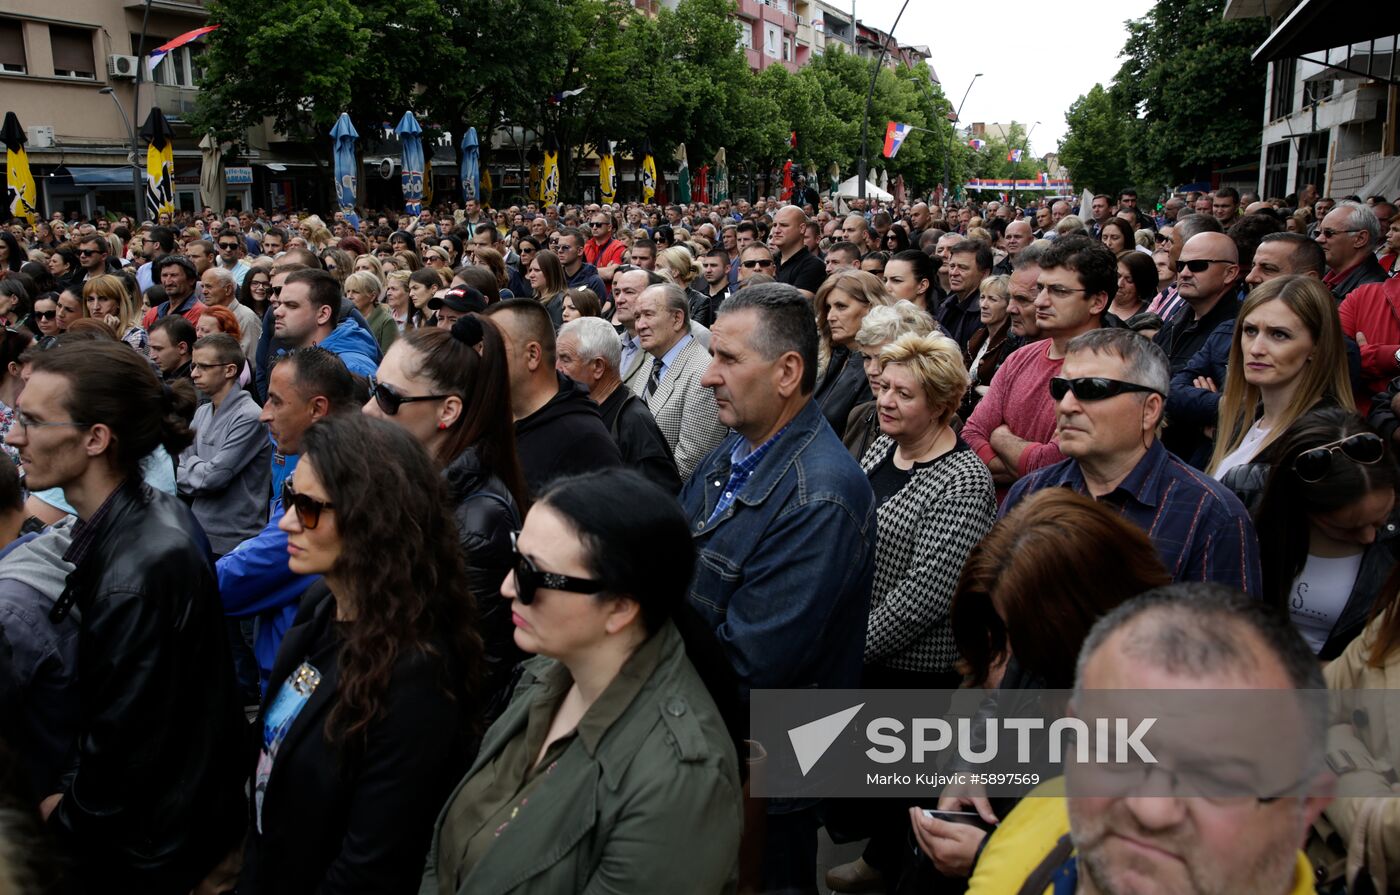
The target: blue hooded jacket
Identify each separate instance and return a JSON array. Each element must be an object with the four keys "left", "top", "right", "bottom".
[{"left": 315, "top": 317, "right": 380, "bottom": 378}]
